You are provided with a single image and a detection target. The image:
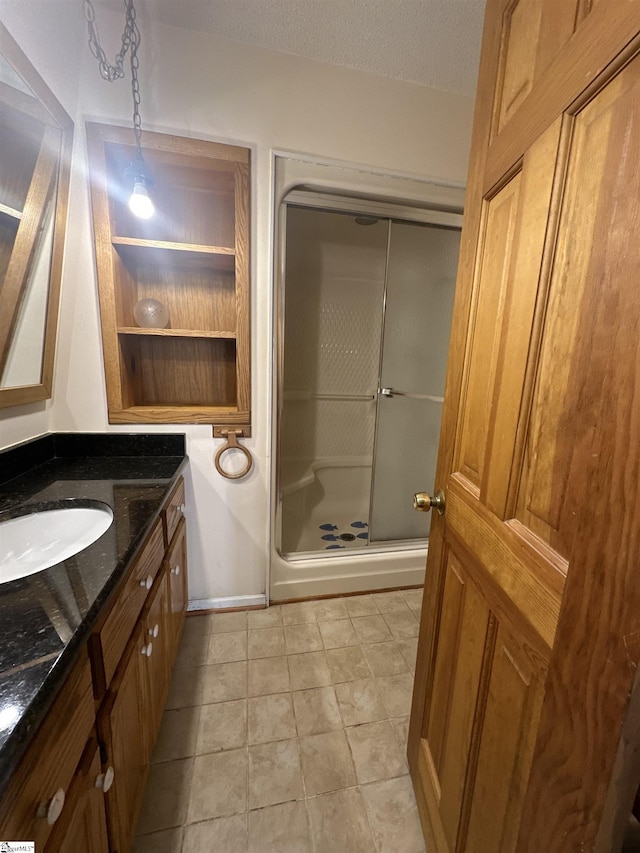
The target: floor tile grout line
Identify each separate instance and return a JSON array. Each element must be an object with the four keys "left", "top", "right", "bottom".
[{"left": 136, "top": 595, "right": 422, "bottom": 849}]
